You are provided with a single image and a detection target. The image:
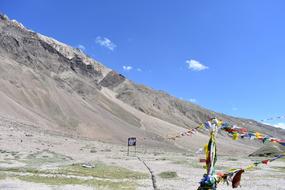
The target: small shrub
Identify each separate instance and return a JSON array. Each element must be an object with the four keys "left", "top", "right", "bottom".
[{"left": 159, "top": 171, "right": 178, "bottom": 179}]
